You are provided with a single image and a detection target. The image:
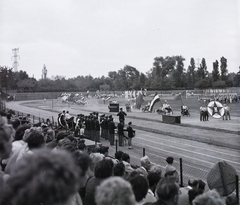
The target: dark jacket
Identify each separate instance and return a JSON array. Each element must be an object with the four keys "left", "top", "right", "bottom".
[{"left": 127, "top": 125, "right": 135, "bottom": 138}]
